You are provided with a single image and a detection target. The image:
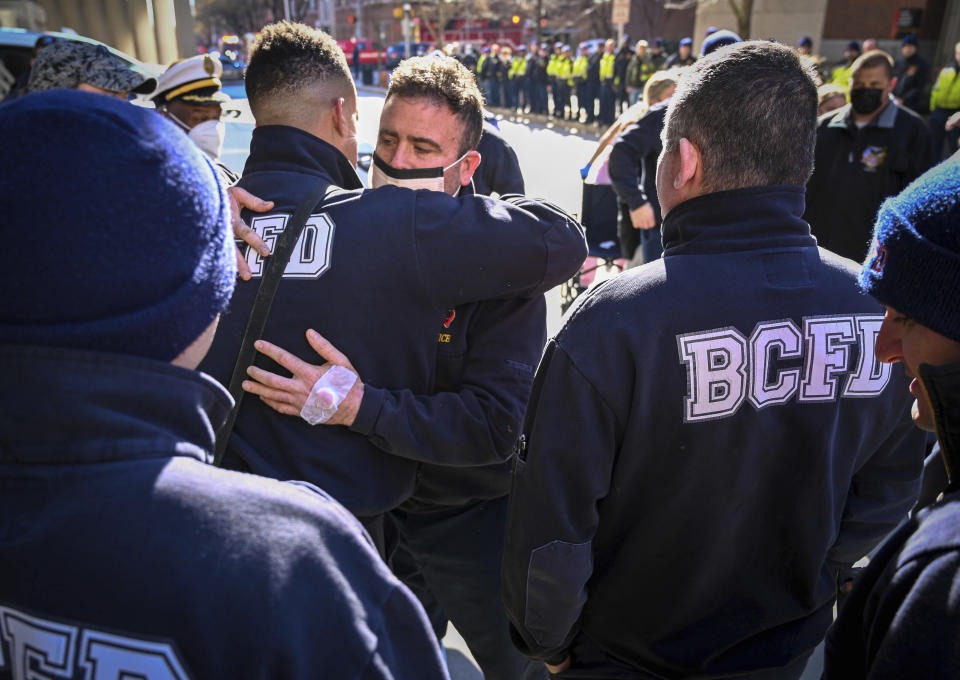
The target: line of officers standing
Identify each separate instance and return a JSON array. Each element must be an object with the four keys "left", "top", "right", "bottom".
[{"left": 470, "top": 36, "right": 694, "bottom": 126}]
